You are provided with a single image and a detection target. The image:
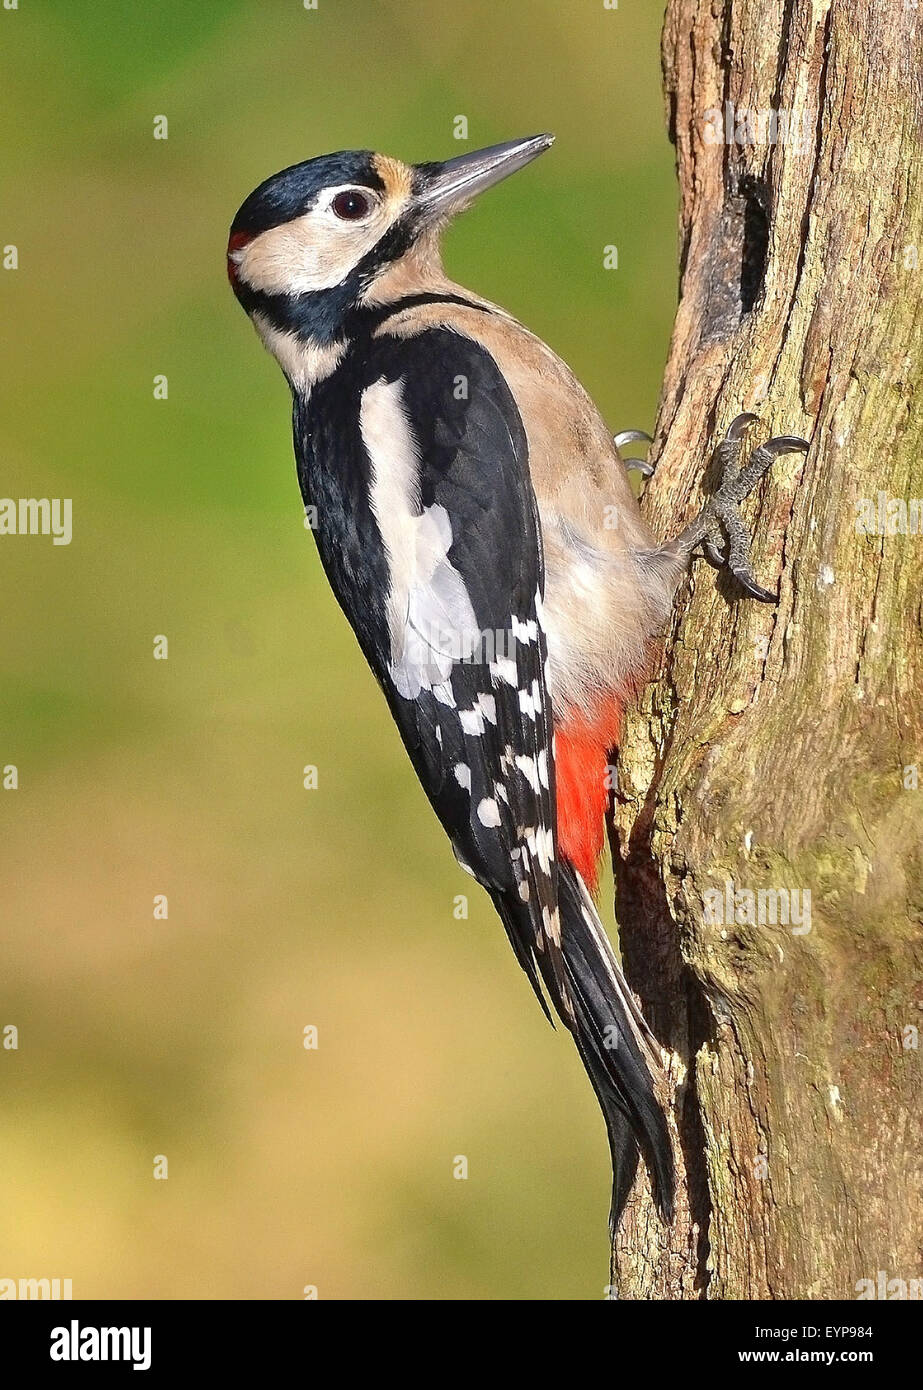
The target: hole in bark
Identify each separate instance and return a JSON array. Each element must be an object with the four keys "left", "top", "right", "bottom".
[
  {"left": 739, "top": 175, "right": 769, "bottom": 312},
  {"left": 667, "top": 89, "right": 678, "bottom": 147},
  {"left": 701, "top": 175, "right": 771, "bottom": 341}
]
